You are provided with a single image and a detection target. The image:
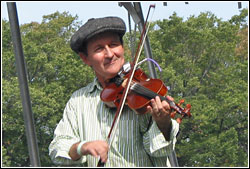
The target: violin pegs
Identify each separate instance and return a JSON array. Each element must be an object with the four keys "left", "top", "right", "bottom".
[
  {"left": 186, "top": 104, "right": 191, "bottom": 109},
  {"left": 170, "top": 111, "right": 176, "bottom": 118},
  {"left": 178, "top": 99, "right": 185, "bottom": 106},
  {"left": 176, "top": 118, "right": 182, "bottom": 124},
  {"left": 185, "top": 104, "right": 192, "bottom": 117}
]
